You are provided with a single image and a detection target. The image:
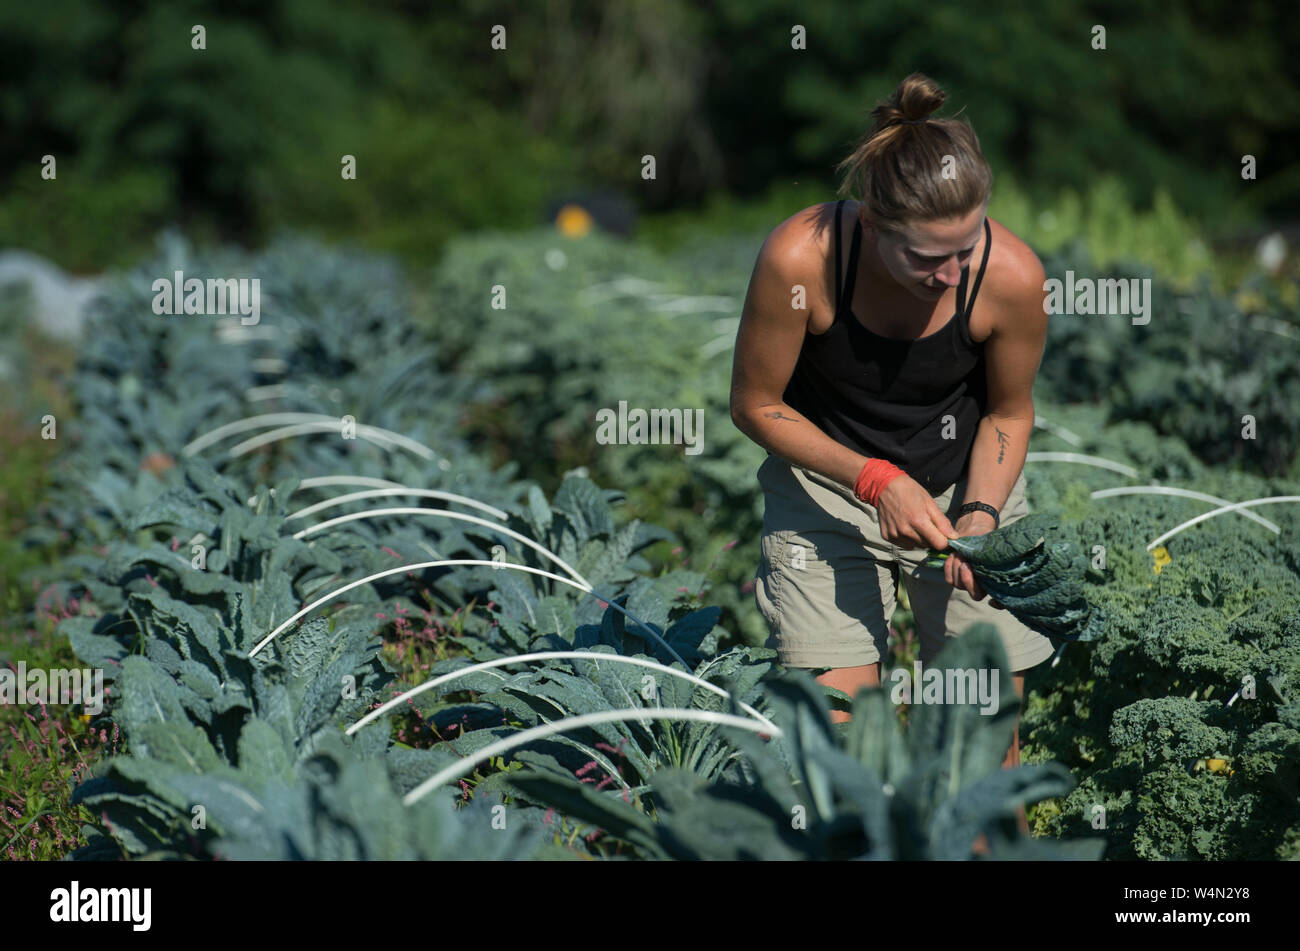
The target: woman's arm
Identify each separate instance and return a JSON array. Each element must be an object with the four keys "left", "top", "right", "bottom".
[
  {"left": 729, "top": 208, "right": 867, "bottom": 483},
  {"left": 945, "top": 246, "right": 1049, "bottom": 597}
]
